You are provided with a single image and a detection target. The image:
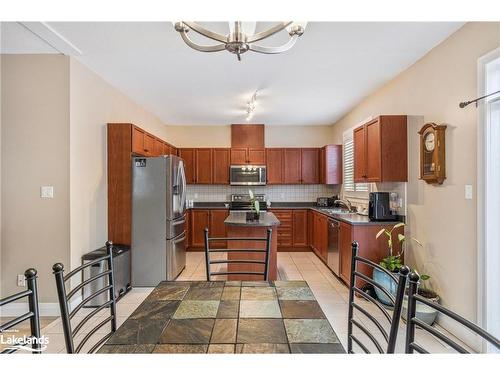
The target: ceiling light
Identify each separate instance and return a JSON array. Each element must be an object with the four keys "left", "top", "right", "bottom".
[{"left": 174, "top": 21, "right": 307, "bottom": 61}]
